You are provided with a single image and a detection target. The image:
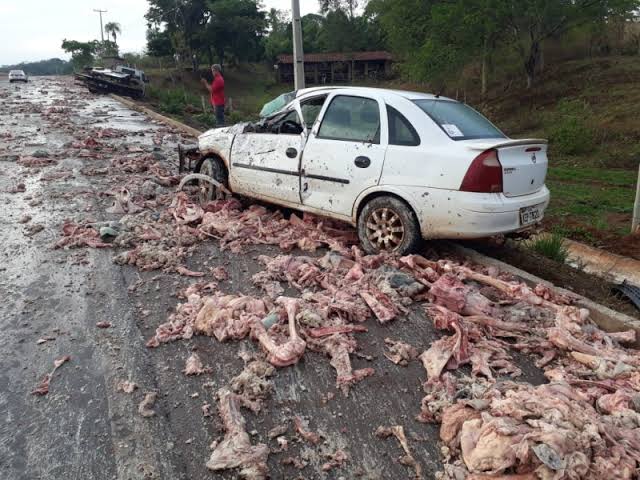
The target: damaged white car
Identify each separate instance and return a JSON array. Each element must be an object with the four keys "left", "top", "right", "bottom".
[{"left": 182, "top": 87, "right": 550, "bottom": 254}]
